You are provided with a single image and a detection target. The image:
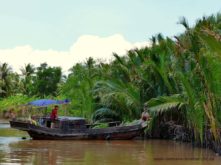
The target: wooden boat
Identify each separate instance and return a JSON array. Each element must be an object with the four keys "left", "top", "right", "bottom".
[{"left": 10, "top": 116, "right": 147, "bottom": 140}]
